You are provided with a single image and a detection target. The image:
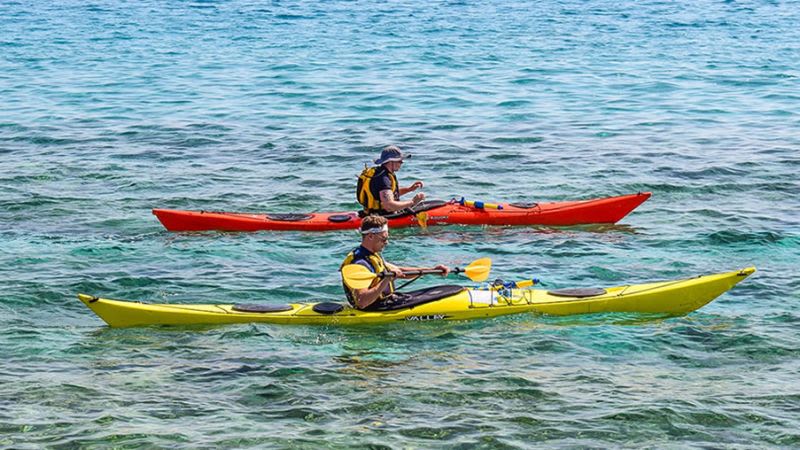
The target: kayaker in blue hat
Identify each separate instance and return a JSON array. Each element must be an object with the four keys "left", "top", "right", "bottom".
[
  {"left": 356, "top": 145, "right": 426, "bottom": 215},
  {"left": 340, "top": 215, "right": 449, "bottom": 310}
]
